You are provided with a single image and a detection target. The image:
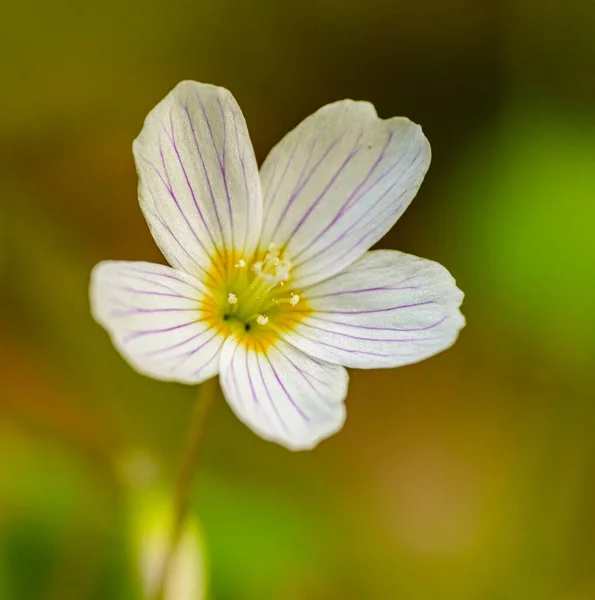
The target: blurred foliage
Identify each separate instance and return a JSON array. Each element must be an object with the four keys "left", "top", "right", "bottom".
[{"left": 1, "top": 0, "right": 595, "bottom": 598}]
